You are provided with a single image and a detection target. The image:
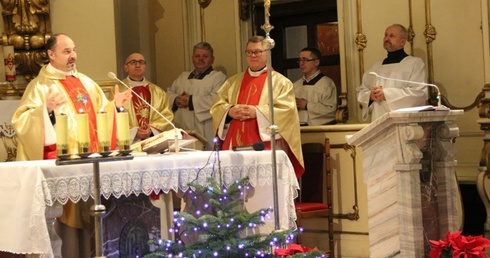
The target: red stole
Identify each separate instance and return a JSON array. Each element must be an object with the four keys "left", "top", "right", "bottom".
[
  {"left": 131, "top": 85, "right": 151, "bottom": 127},
  {"left": 222, "top": 71, "right": 268, "bottom": 150},
  {"left": 60, "top": 76, "right": 99, "bottom": 153}
]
